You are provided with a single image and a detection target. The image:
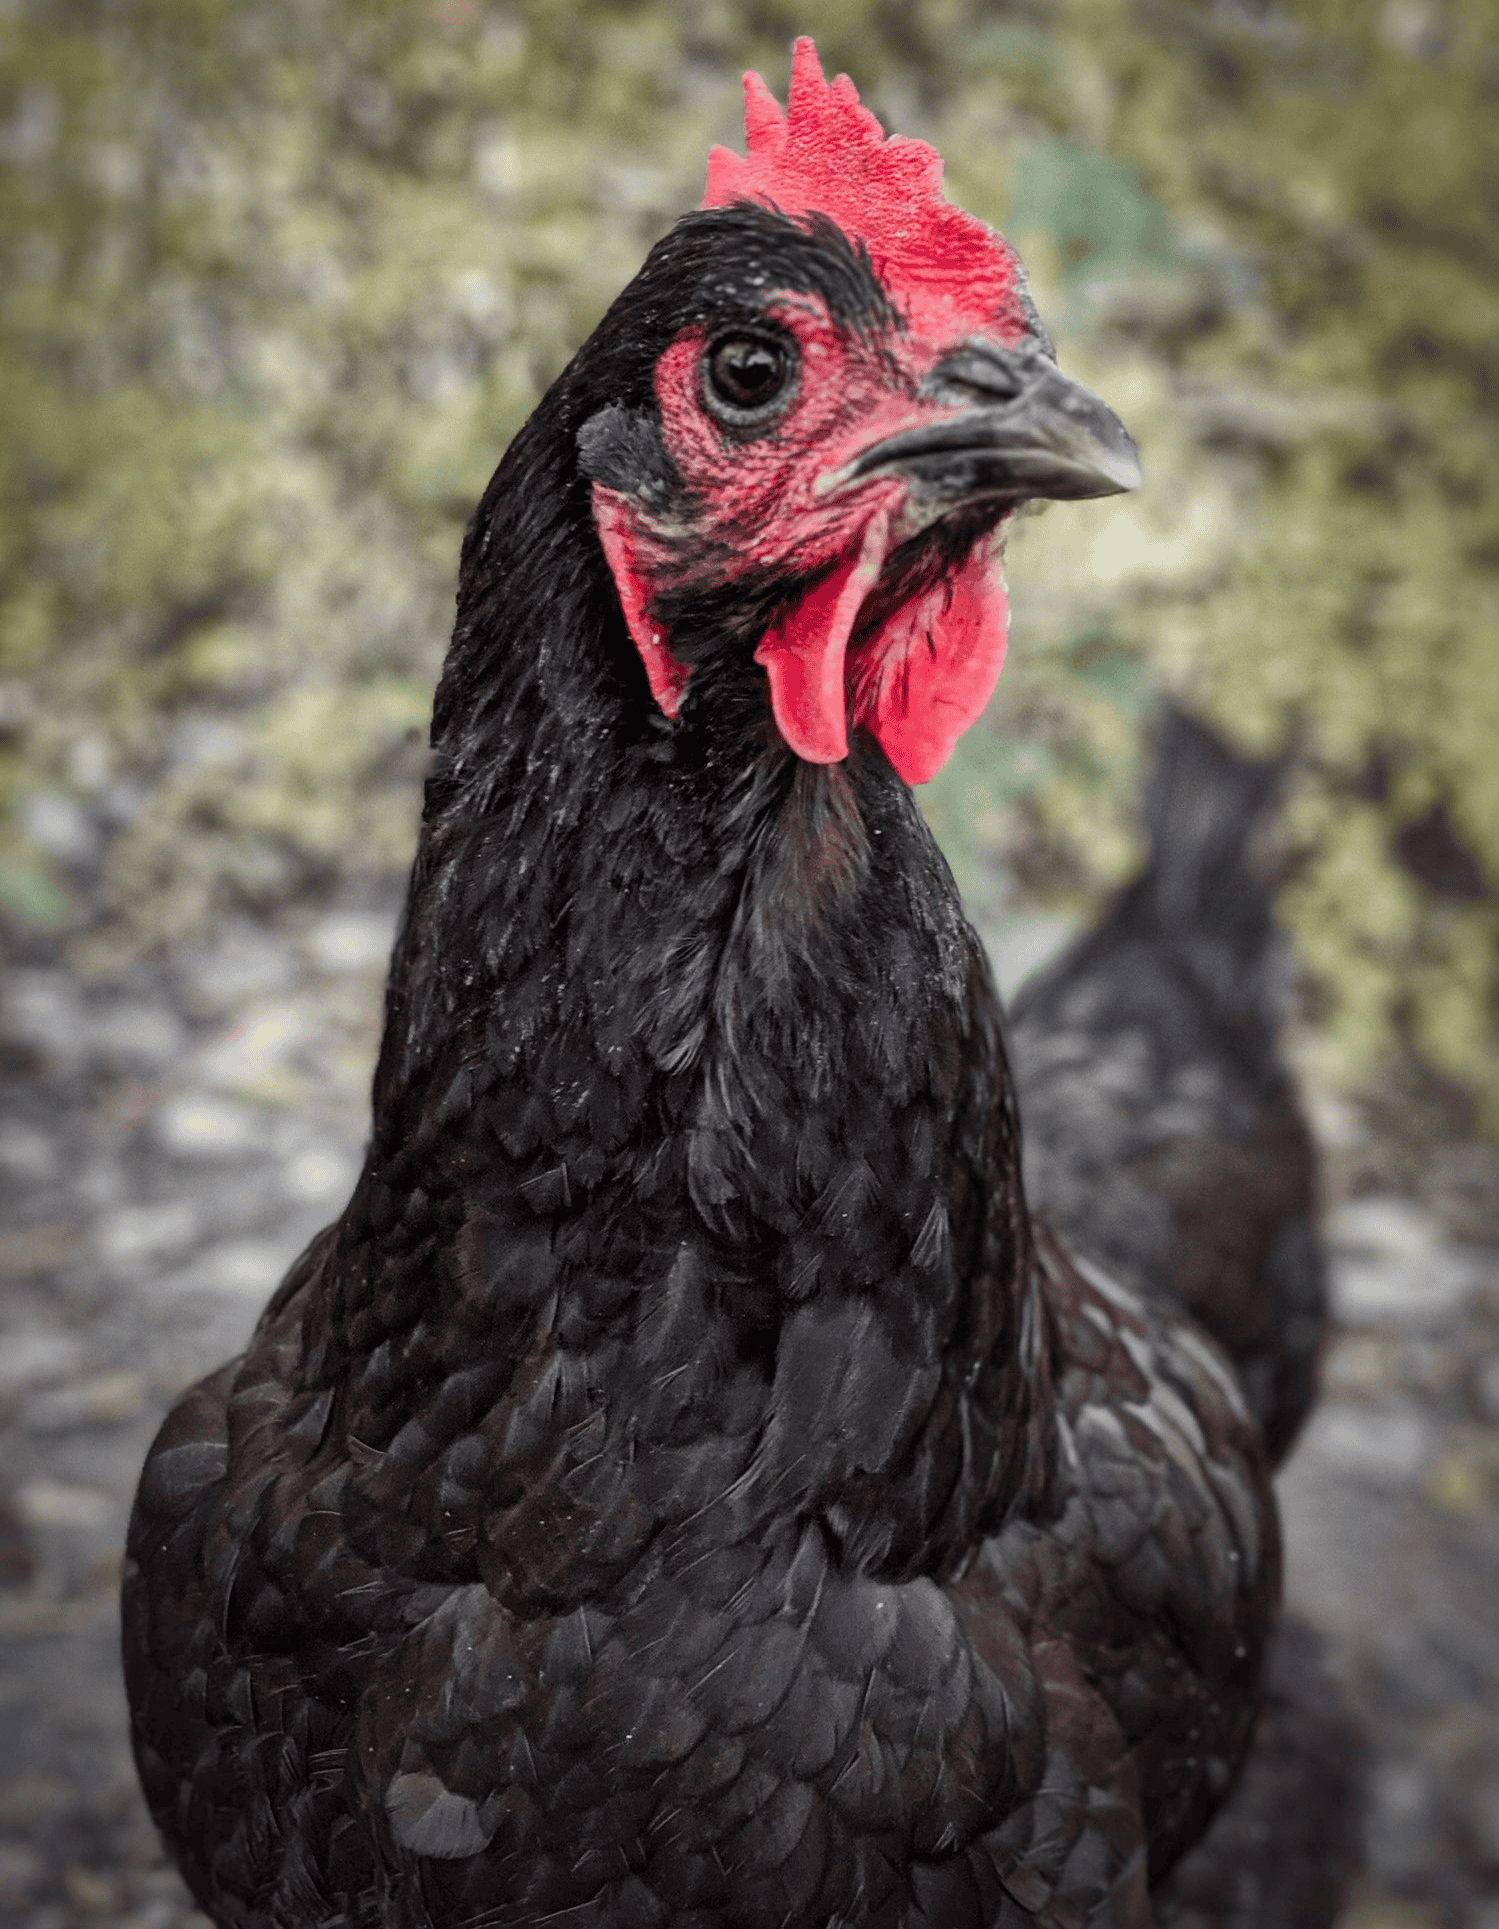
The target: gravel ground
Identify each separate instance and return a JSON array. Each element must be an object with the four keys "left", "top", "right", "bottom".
[{"left": 1, "top": 906, "right": 1497, "bottom": 1929}]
